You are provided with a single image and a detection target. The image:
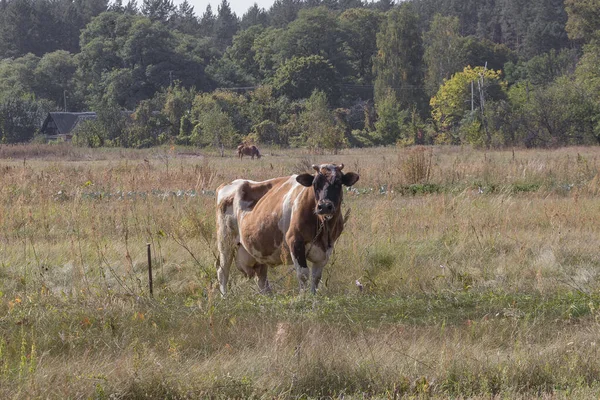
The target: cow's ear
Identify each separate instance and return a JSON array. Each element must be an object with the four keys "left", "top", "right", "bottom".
[
  {"left": 342, "top": 172, "right": 359, "bottom": 186},
  {"left": 296, "top": 173, "right": 314, "bottom": 187}
]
